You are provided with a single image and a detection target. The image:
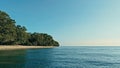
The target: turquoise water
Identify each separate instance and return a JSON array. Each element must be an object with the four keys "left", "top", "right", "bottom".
[{"left": 0, "top": 46, "right": 120, "bottom": 68}]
